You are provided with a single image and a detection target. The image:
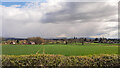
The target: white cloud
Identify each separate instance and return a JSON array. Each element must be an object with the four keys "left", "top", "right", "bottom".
[
  {"left": 56, "top": 34, "right": 67, "bottom": 38},
  {"left": 1, "top": 2, "right": 118, "bottom": 38},
  {"left": 10, "top": 5, "right": 21, "bottom": 8}
]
